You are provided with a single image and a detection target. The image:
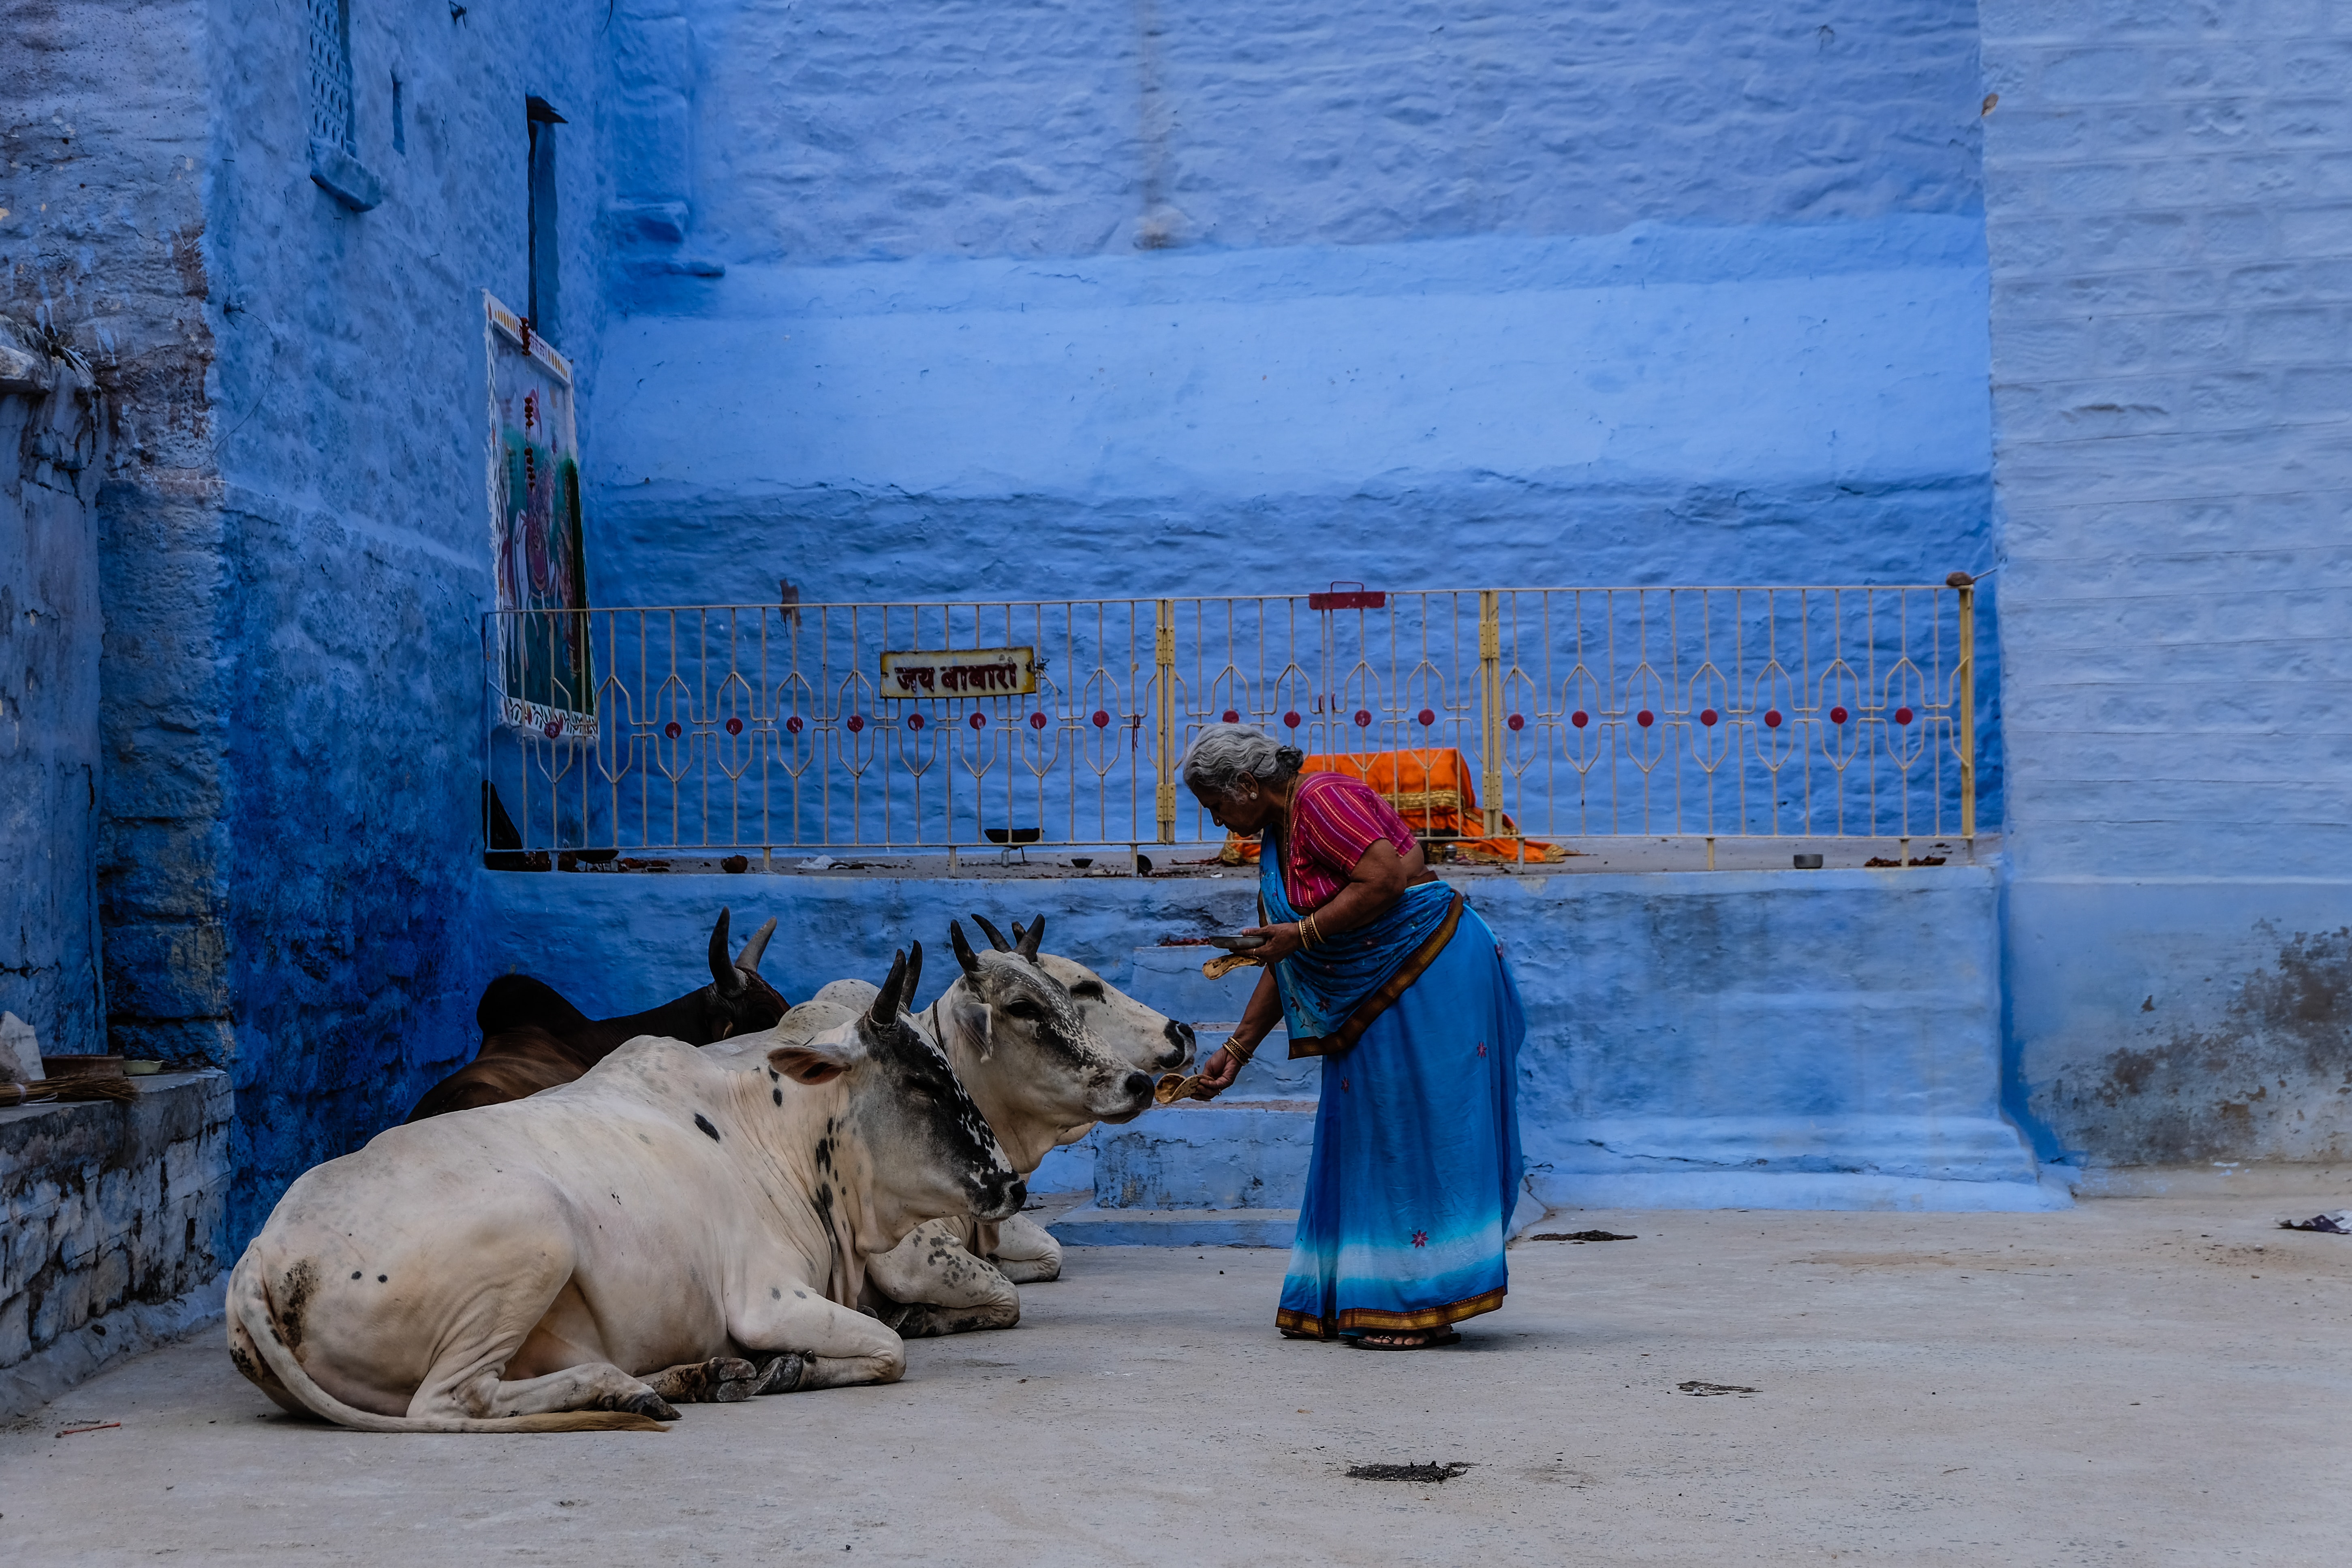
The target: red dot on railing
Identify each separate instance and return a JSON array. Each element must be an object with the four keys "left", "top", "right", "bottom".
[
  {"left": 1028, "top": 711, "right": 1048, "bottom": 730},
  {"left": 1092, "top": 709, "right": 1110, "bottom": 728},
  {"left": 543, "top": 720, "right": 563, "bottom": 739},
  {"left": 907, "top": 712, "right": 924, "bottom": 731},
  {"left": 1895, "top": 706, "right": 1915, "bottom": 725},
  {"left": 1700, "top": 708, "right": 1719, "bottom": 726},
  {"left": 1222, "top": 709, "right": 1240, "bottom": 723},
  {"left": 1571, "top": 711, "right": 1589, "bottom": 729},
  {"left": 1764, "top": 710, "right": 1783, "bottom": 729},
  {"left": 785, "top": 716, "right": 804, "bottom": 735},
  {"left": 1507, "top": 713, "right": 1526, "bottom": 732},
  {"left": 1282, "top": 710, "right": 1301, "bottom": 728},
  {"left": 663, "top": 720, "right": 682, "bottom": 740},
  {"left": 846, "top": 714, "right": 865, "bottom": 734},
  {"left": 969, "top": 711, "right": 987, "bottom": 729},
  {"left": 1417, "top": 707, "right": 1436, "bottom": 726},
  {"left": 1637, "top": 709, "right": 1655, "bottom": 728},
  {"left": 725, "top": 716, "right": 744, "bottom": 736},
  {"left": 1830, "top": 706, "right": 1850, "bottom": 725},
  {"left": 1353, "top": 708, "right": 1373, "bottom": 727}
]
